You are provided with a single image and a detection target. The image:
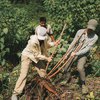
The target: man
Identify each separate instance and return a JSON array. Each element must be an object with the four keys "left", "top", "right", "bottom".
[
  {"left": 35, "top": 17, "right": 55, "bottom": 42},
  {"left": 11, "top": 27, "right": 59, "bottom": 100},
  {"left": 66, "top": 19, "right": 98, "bottom": 94}
]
